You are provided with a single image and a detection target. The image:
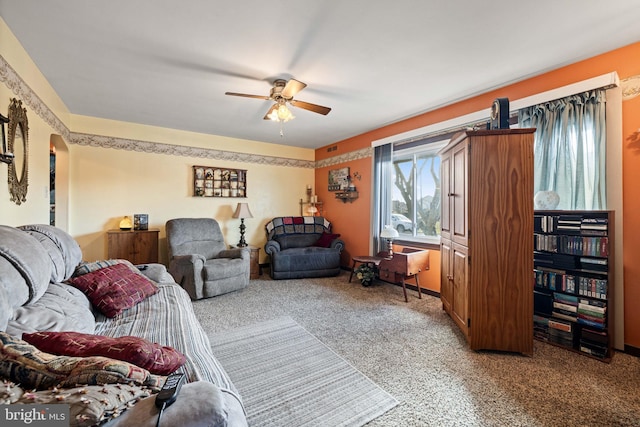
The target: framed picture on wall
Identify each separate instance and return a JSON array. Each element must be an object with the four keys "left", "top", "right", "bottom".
[
  {"left": 328, "top": 167, "right": 349, "bottom": 191},
  {"left": 193, "top": 165, "right": 247, "bottom": 198}
]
